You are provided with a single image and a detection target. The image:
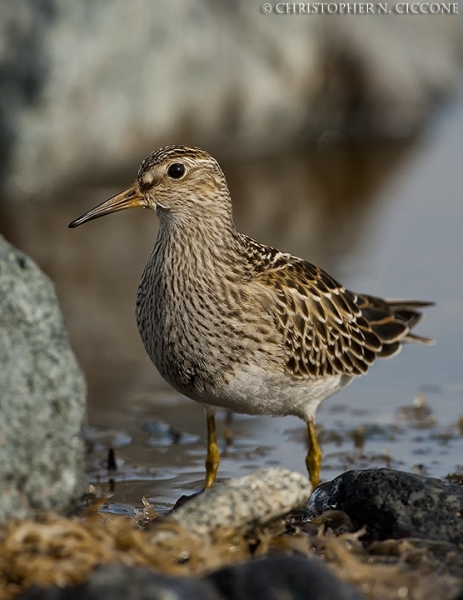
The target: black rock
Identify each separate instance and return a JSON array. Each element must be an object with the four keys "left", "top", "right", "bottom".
[
  {"left": 305, "top": 468, "right": 463, "bottom": 544},
  {"left": 18, "top": 558, "right": 363, "bottom": 600},
  {"left": 19, "top": 565, "right": 222, "bottom": 600},
  {"left": 206, "top": 554, "right": 364, "bottom": 600}
]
